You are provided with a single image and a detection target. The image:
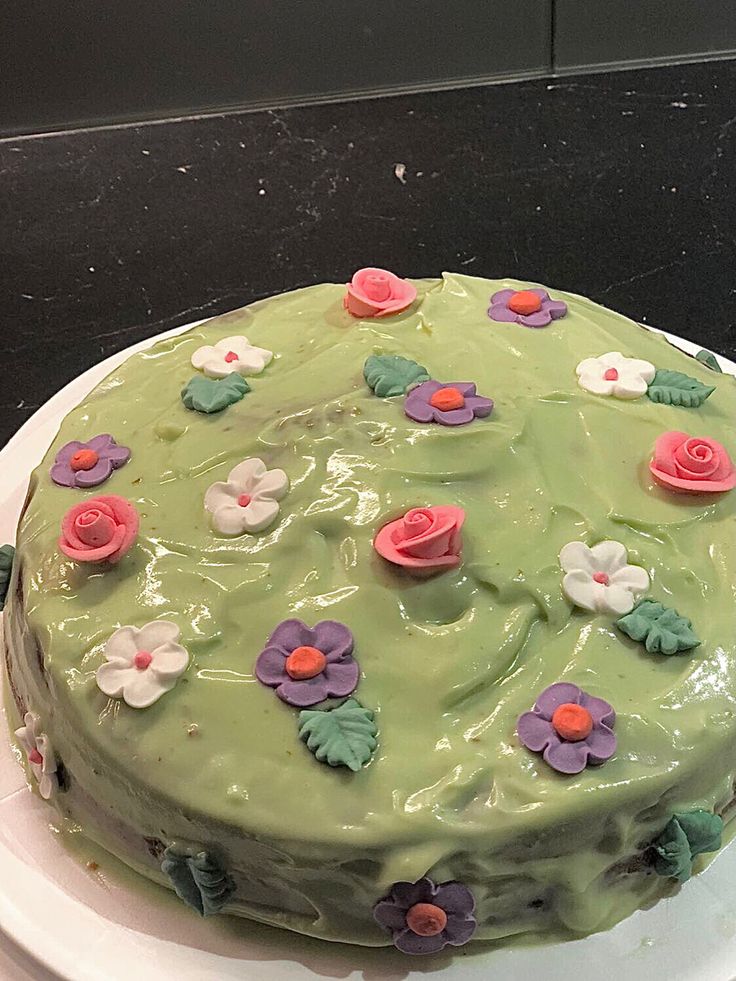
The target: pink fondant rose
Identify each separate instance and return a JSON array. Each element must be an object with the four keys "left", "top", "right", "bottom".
[
  {"left": 374, "top": 506, "right": 465, "bottom": 574},
  {"left": 344, "top": 267, "right": 417, "bottom": 318},
  {"left": 59, "top": 494, "right": 139, "bottom": 563},
  {"left": 649, "top": 431, "right": 736, "bottom": 494}
]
